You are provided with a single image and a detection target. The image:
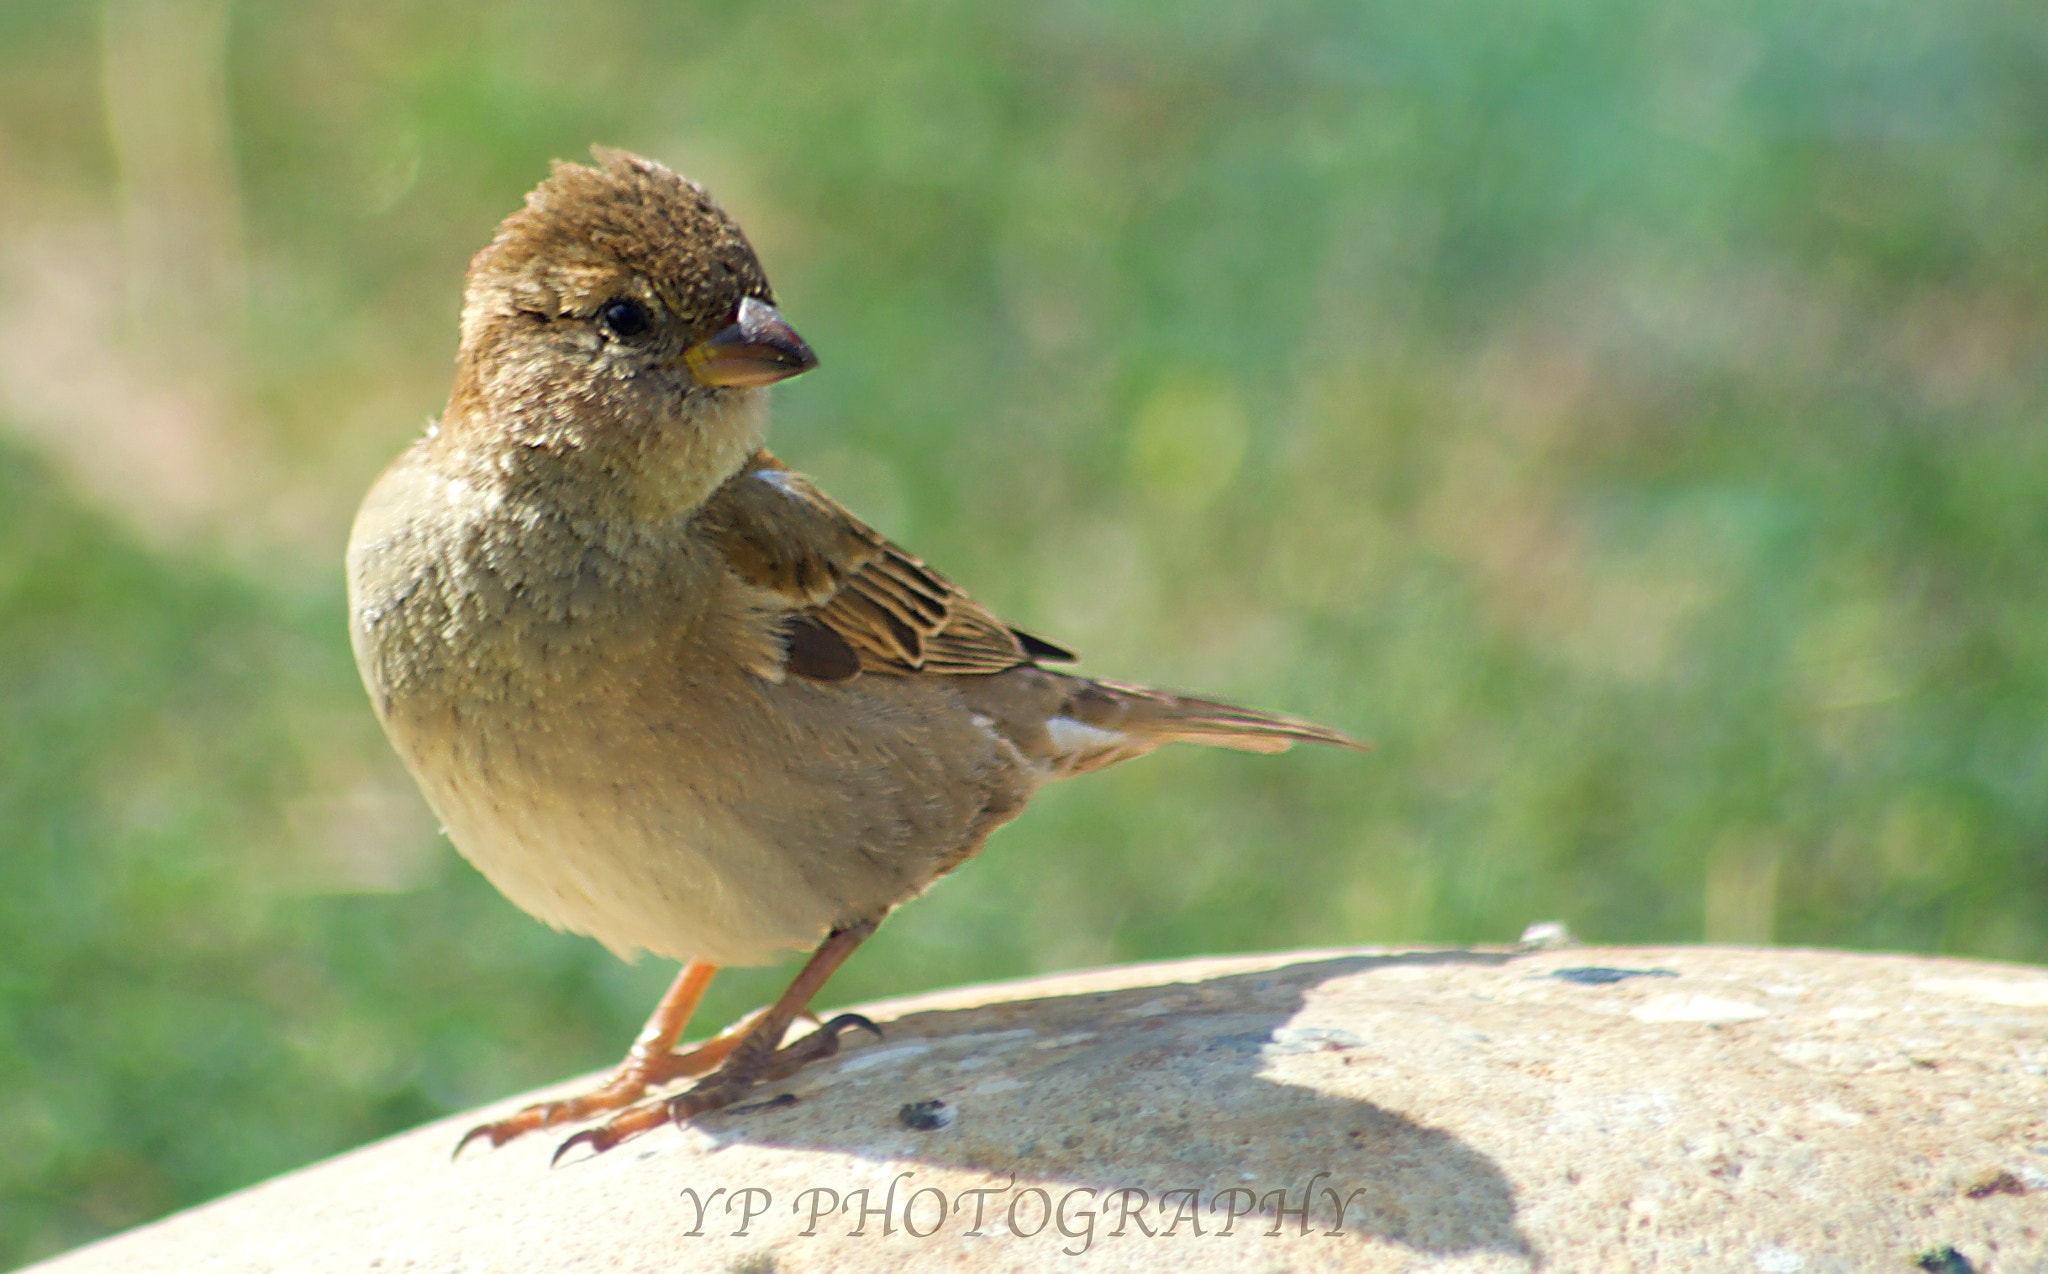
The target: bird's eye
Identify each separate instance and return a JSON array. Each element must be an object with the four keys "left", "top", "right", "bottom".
[{"left": 600, "top": 299, "right": 651, "bottom": 338}]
